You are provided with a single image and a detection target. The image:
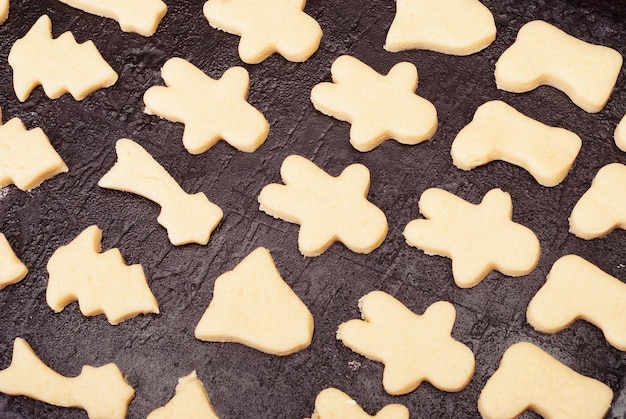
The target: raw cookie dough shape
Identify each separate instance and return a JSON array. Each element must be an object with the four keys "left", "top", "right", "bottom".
[
  {"left": 0, "top": 233, "right": 27, "bottom": 290},
  {"left": 337, "top": 291, "right": 475, "bottom": 395},
  {"left": 203, "top": 0, "right": 322, "bottom": 64},
  {"left": 147, "top": 371, "right": 219, "bottom": 419},
  {"left": 98, "top": 139, "right": 223, "bottom": 246},
  {"left": 0, "top": 337, "right": 135, "bottom": 419},
  {"left": 403, "top": 188, "right": 540, "bottom": 288},
  {"left": 195, "top": 247, "right": 314, "bottom": 356},
  {"left": 46, "top": 225, "right": 159, "bottom": 325},
  {"left": 384, "top": 0, "right": 496, "bottom": 55},
  {"left": 308, "top": 388, "right": 409, "bottom": 419},
  {"left": 0, "top": 108, "right": 68, "bottom": 191},
  {"left": 451, "top": 100, "right": 581, "bottom": 187},
  {"left": 57, "top": 0, "right": 167, "bottom": 36},
  {"left": 569, "top": 163, "right": 626, "bottom": 239},
  {"left": 8, "top": 15, "right": 118, "bottom": 102},
  {"left": 495, "top": 20, "right": 623, "bottom": 113},
  {"left": 478, "top": 342, "right": 613, "bottom": 419},
  {"left": 615, "top": 114, "right": 626, "bottom": 152},
  {"left": 144, "top": 58, "right": 269, "bottom": 154},
  {"left": 528, "top": 254, "right": 626, "bottom": 351},
  {"left": 258, "top": 155, "right": 388, "bottom": 256},
  {"left": 0, "top": 0, "right": 8, "bottom": 24},
  {"left": 310, "top": 55, "right": 437, "bottom": 152}
]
